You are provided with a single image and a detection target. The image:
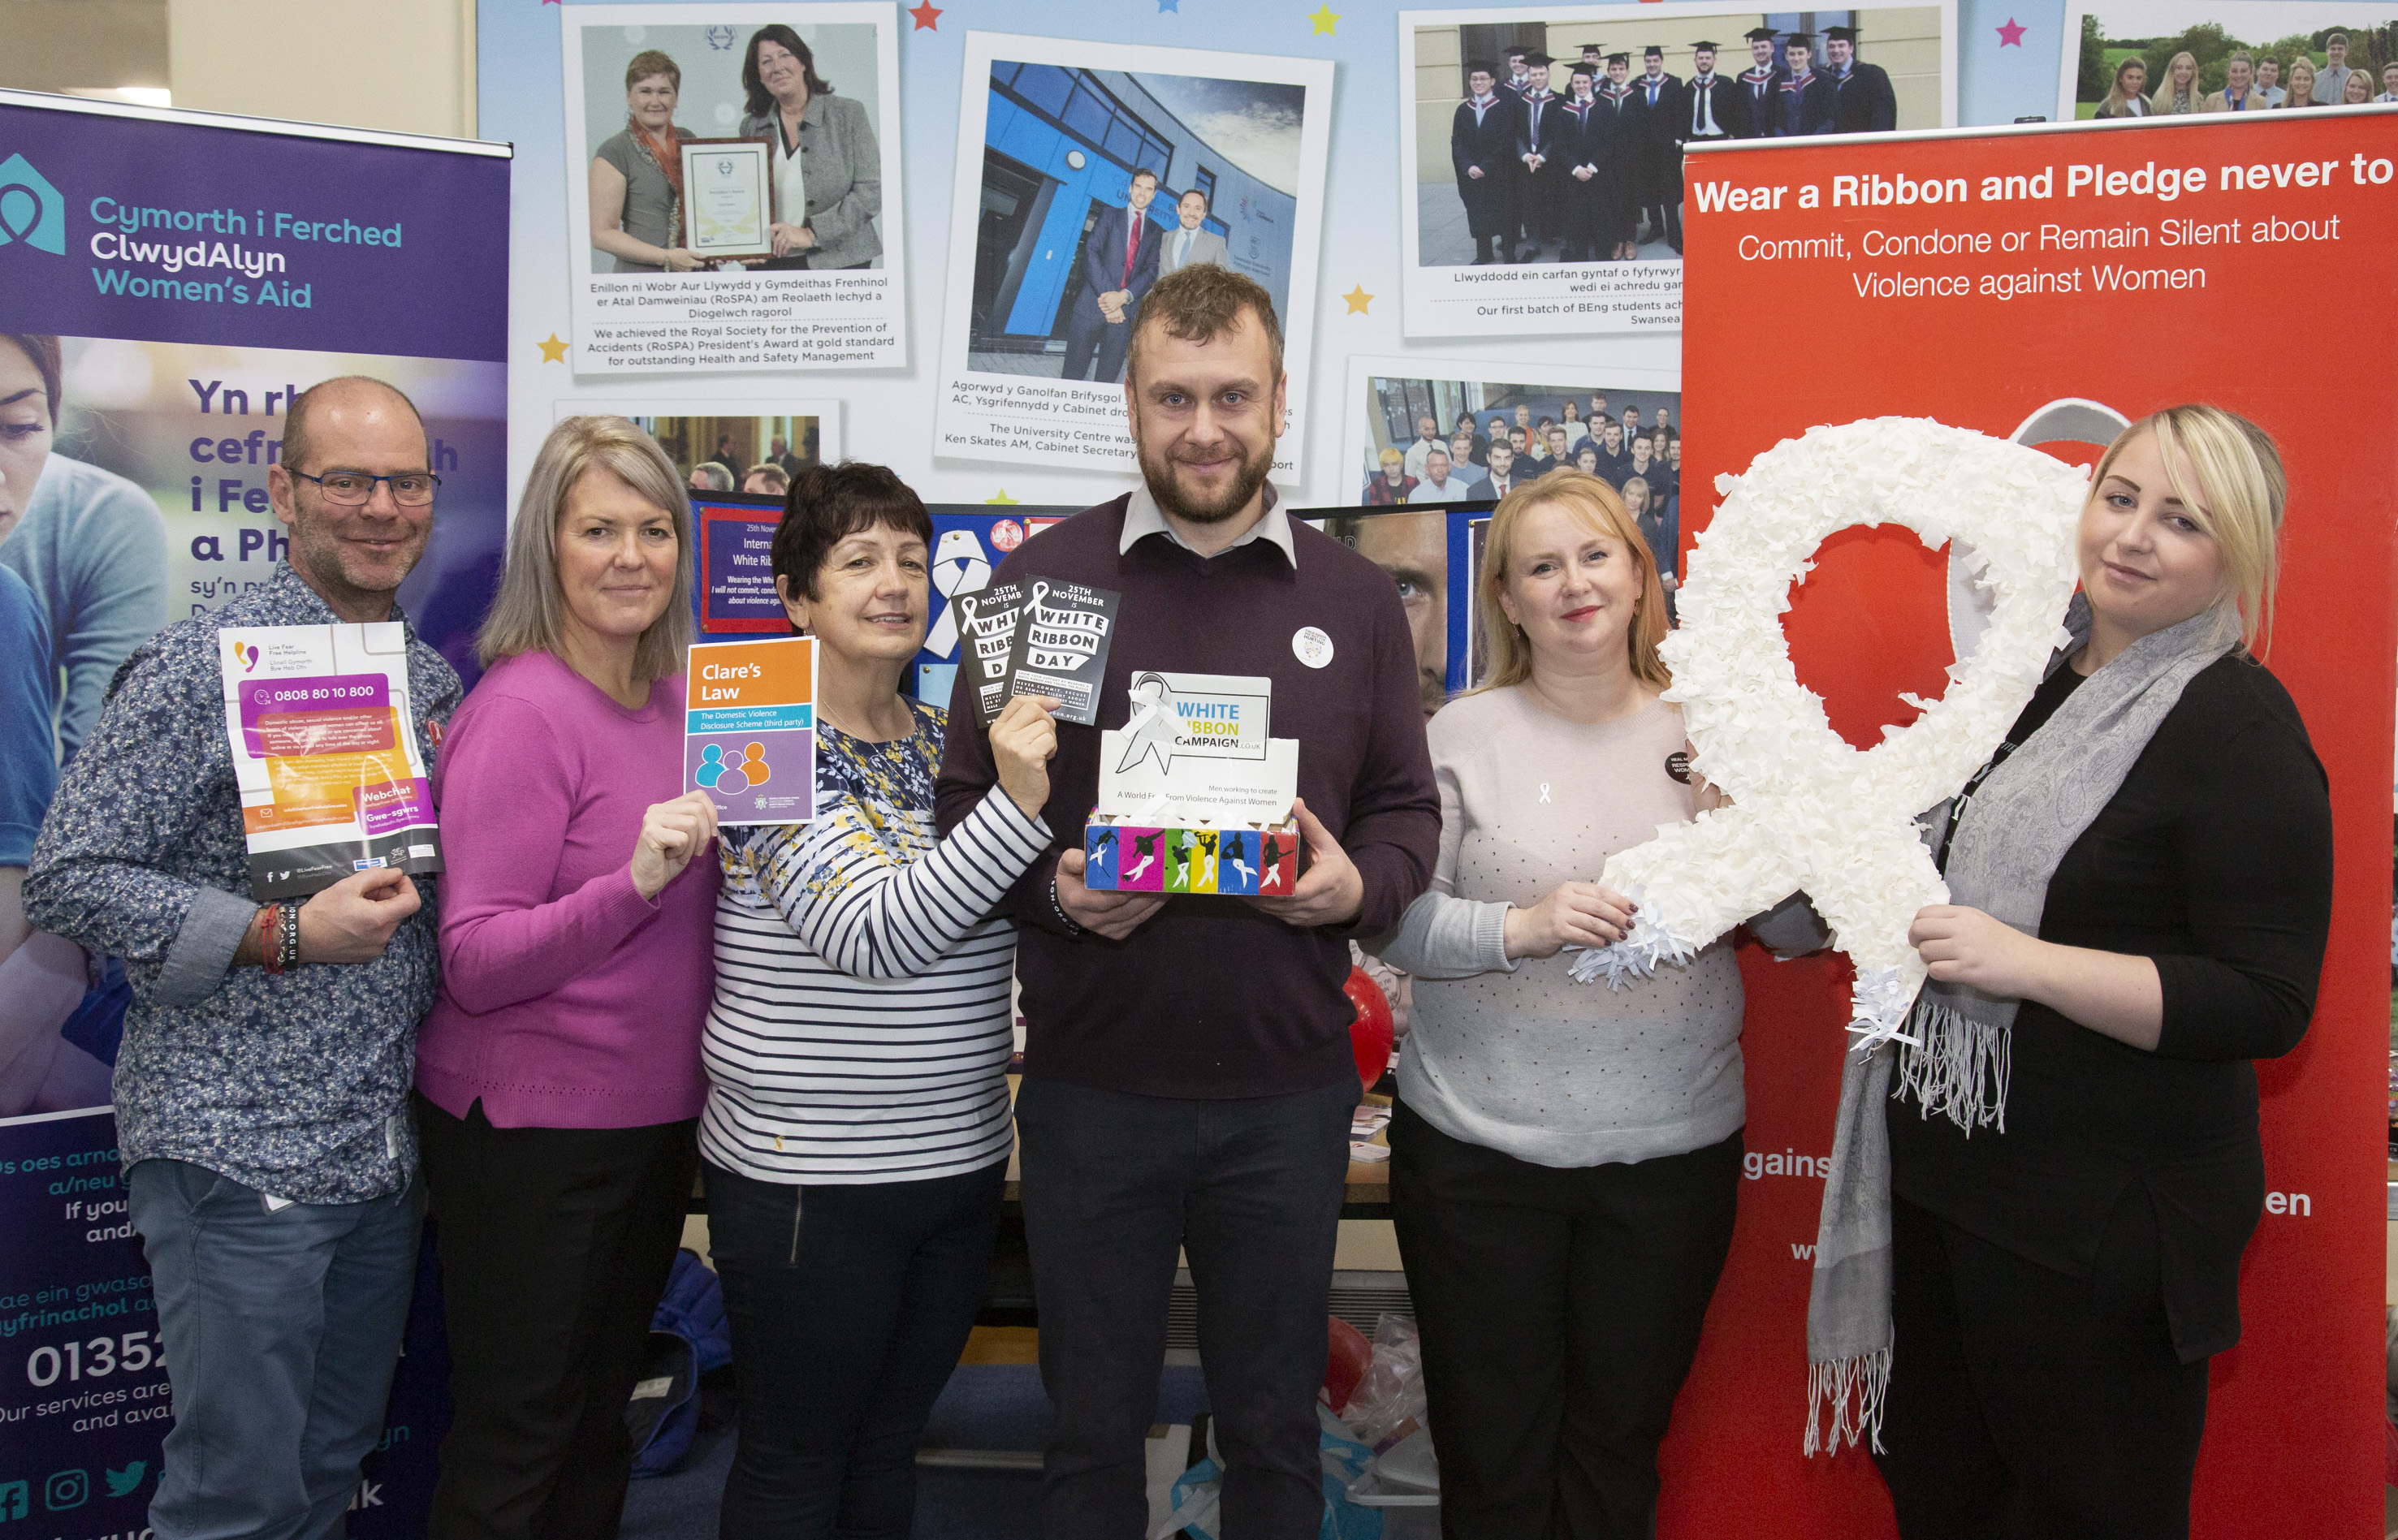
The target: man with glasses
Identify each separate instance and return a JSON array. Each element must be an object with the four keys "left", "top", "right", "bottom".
[{"left": 24, "top": 375, "right": 459, "bottom": 1540}]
